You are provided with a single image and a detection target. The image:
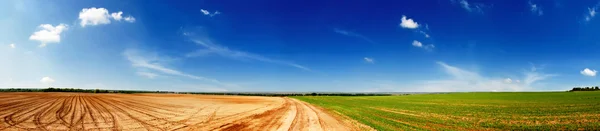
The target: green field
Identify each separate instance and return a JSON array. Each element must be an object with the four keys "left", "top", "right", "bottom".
[{"left": 292, "top": 92, "right": 600, "bottom": 130}]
